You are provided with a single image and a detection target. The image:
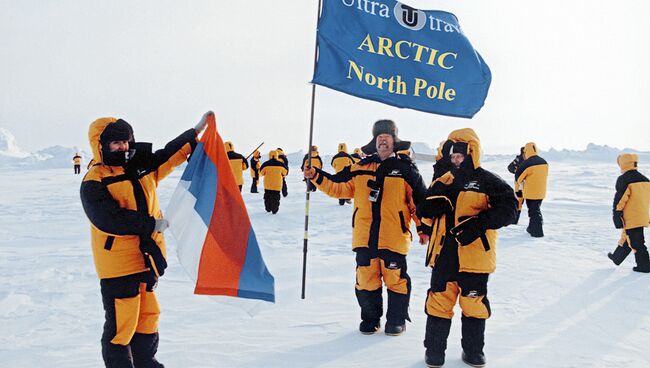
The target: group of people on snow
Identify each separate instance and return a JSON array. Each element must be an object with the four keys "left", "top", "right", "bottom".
[{"left": 78, "top": 113, "right": 648, "bottom": 368}]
